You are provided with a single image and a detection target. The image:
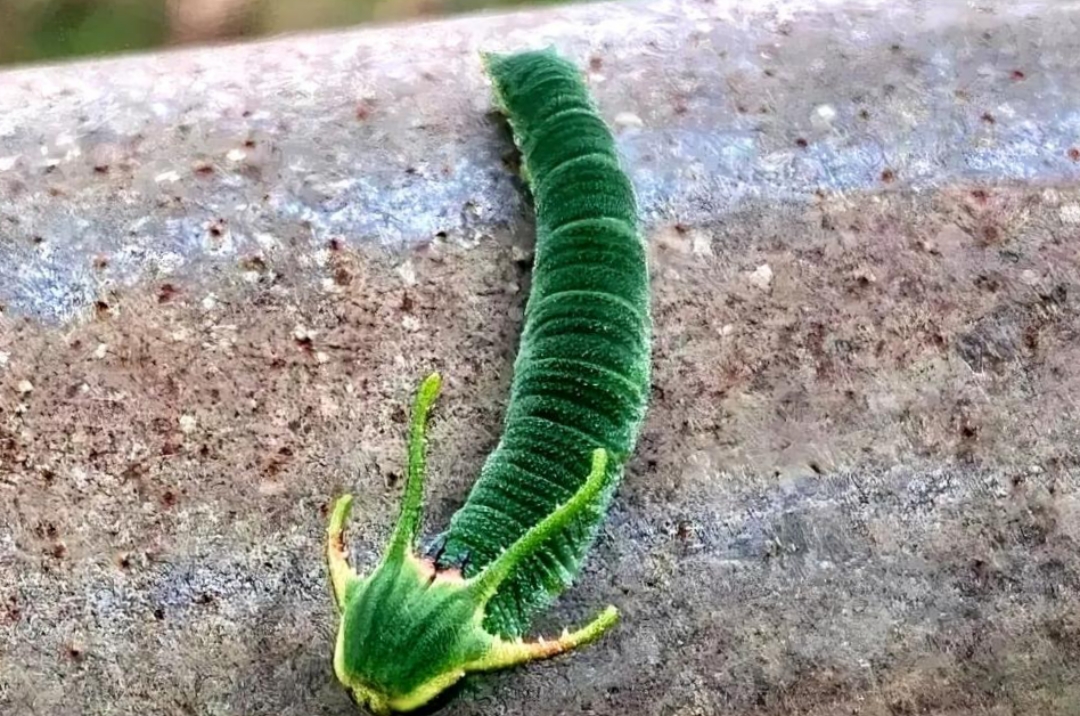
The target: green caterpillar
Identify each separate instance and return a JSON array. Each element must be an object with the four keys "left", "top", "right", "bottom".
[{"left": 326, "top": 48, "right": 652, "bottom": 714}]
